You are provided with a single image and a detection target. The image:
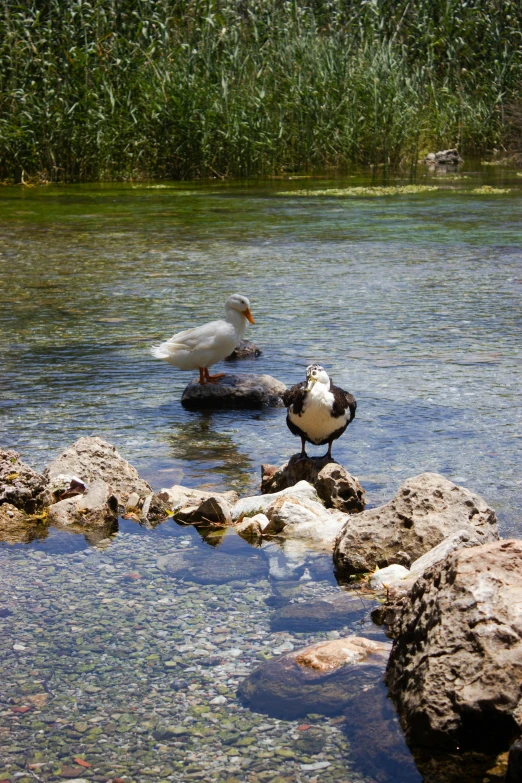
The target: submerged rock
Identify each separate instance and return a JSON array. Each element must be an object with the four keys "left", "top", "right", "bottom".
[
  {"left": 270, "top": 594, "right": 367, "bottom": 632},
  {"left": 334, "top": 472, "right": 498, "bottom": 576},
  {"left": 224, "top": 339, "right": 262, "bottom": 360},
  {"left": 238, "top": 636, "right": 391, "bottom": 718},
  {"left": 343, "top": 683, "right": 421, "bottom": 783},
  {"left": 261, "top": 456, "right": 365, "bottom": 513},
  {"left": 0, "top": 502, "right": 49, "bottom": 544},
  {"left": 181, "top": 373, "right": 286, "bottom": 410},
  {"left": 0, "top": 449, "right": 46, "bottom": 513},
  {"left": 157, "top": 547, "right": 268, "bottom": 584},
  {"left": 385, "top": 539, "right": 522, "bottom": 753}
]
